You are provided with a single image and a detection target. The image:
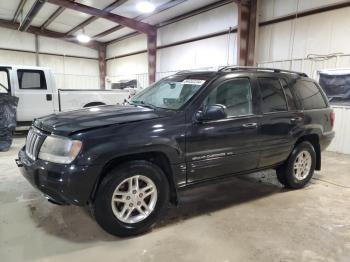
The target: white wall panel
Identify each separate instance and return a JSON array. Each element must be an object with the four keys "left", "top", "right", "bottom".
[
  {"left": 107, "top": 53, "right": 148, "bottom": 76},
  {"left": 157, "top": 3, "right": 238, "bottom": 46},
  {"left": 327, "top": 106, "right": 350, "bottom": 155},
  {"left": 39, "top": 55, "right": 99, "bottom": 90},
  {"left": 259, "top": 0, "right": 348, "bottom": 22},
  {"left": 107, "top": 34, "right": 147, "bottom": 59},
  {"left": 257, "top": 7, "right": 350, "bottom": 63},
  {"left": 157, "top": 33, "right": 237, "bottom": 72},
  {"left": 0, "top": 50, "right": 36, "bottom": 66},
  {"left": 38, "top": 36, "right": 98, "bottom": 58},
  {"left": 0, "top": 28, "right": 35, "bottom": 51},
  {"left": 107, "top": 53, "right": 148, "bottom": 89}
]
